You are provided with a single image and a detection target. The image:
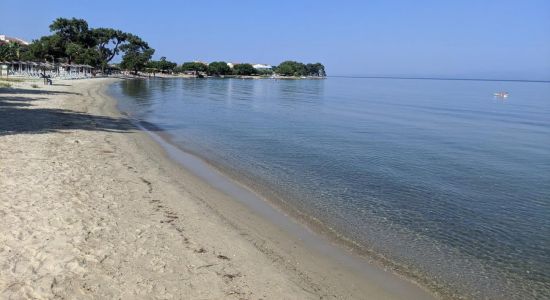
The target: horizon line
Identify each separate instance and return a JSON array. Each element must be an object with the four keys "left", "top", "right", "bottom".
[{"left": 329, "top": 75, "right": 550, "bottom": 83}]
